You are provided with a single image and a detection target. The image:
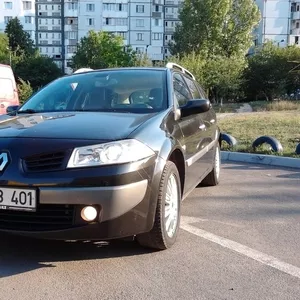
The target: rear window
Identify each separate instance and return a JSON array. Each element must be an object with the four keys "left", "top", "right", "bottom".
[
  {"left": 19, "top": 69, "right": 168, "bottom": 114},
  {"left": 0, "top": 78, "right": 14, "bottom": 100}
]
